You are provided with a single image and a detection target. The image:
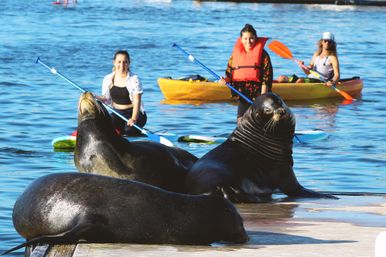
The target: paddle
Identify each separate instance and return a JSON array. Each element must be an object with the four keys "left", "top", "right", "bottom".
[
  {"left": 268, "top": 40, "right": 355, "bottom": 102},
  {"left": 35, "top": 57, "right": 174, "bottom": 147},
  {"left": 173, "top": 43, "right": 304, "bottom": 143},
  {"left": 172, "top": 43, "right": 253, "bottom": 105}
]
